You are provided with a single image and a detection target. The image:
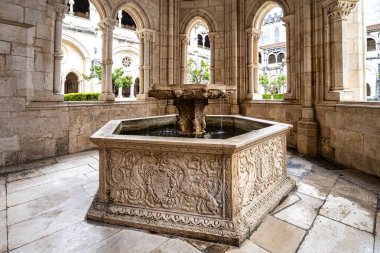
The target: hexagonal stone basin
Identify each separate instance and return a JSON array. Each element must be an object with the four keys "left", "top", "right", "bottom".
[{"left": 87, "top": 115, "right": 295, "bottom": 245}]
